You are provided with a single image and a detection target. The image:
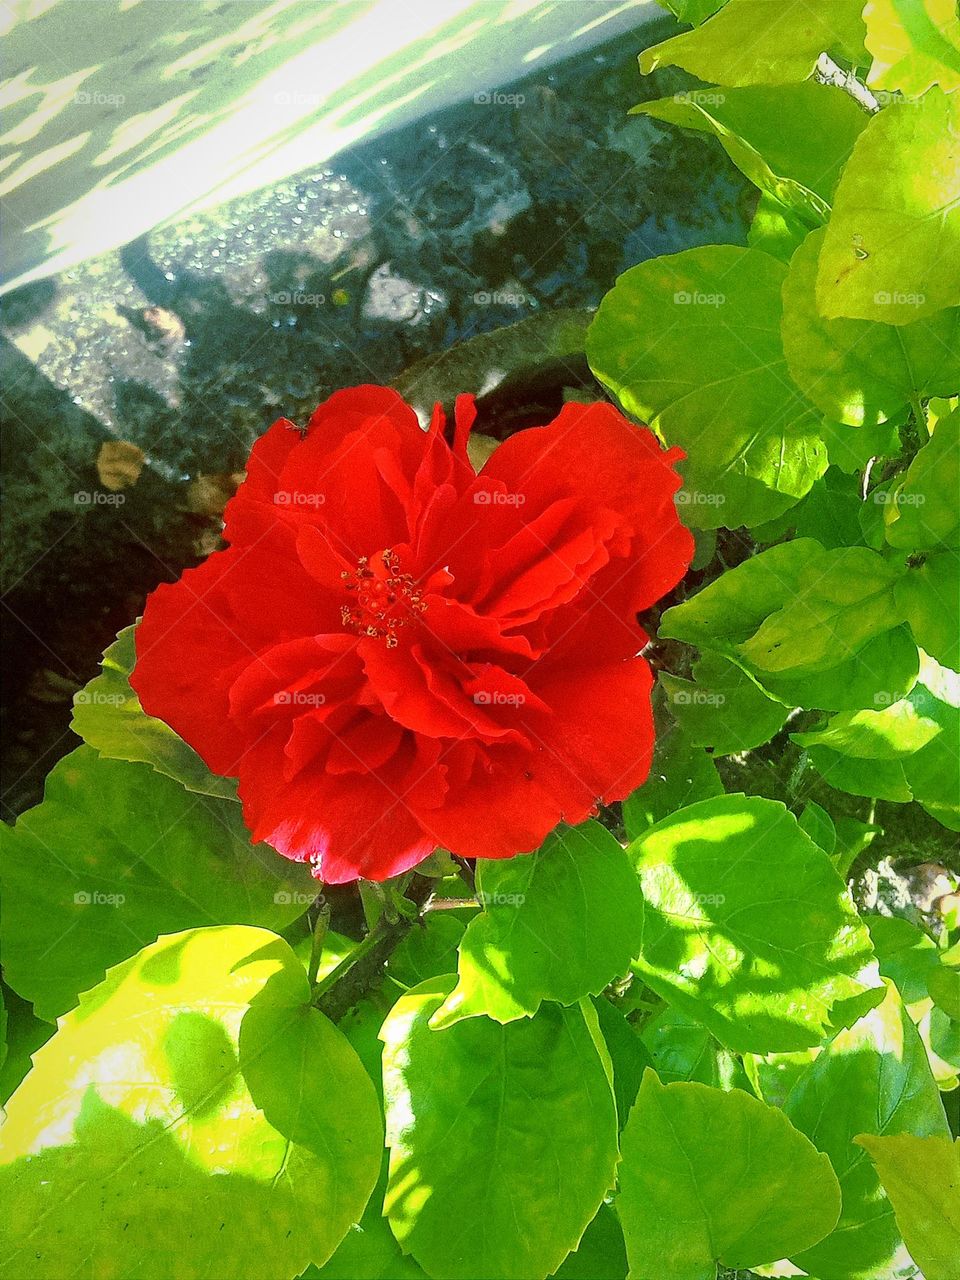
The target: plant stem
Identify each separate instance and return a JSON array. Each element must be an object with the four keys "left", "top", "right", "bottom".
[{"left": 306, "top": 897, "right": 331, "bottom": 987}]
